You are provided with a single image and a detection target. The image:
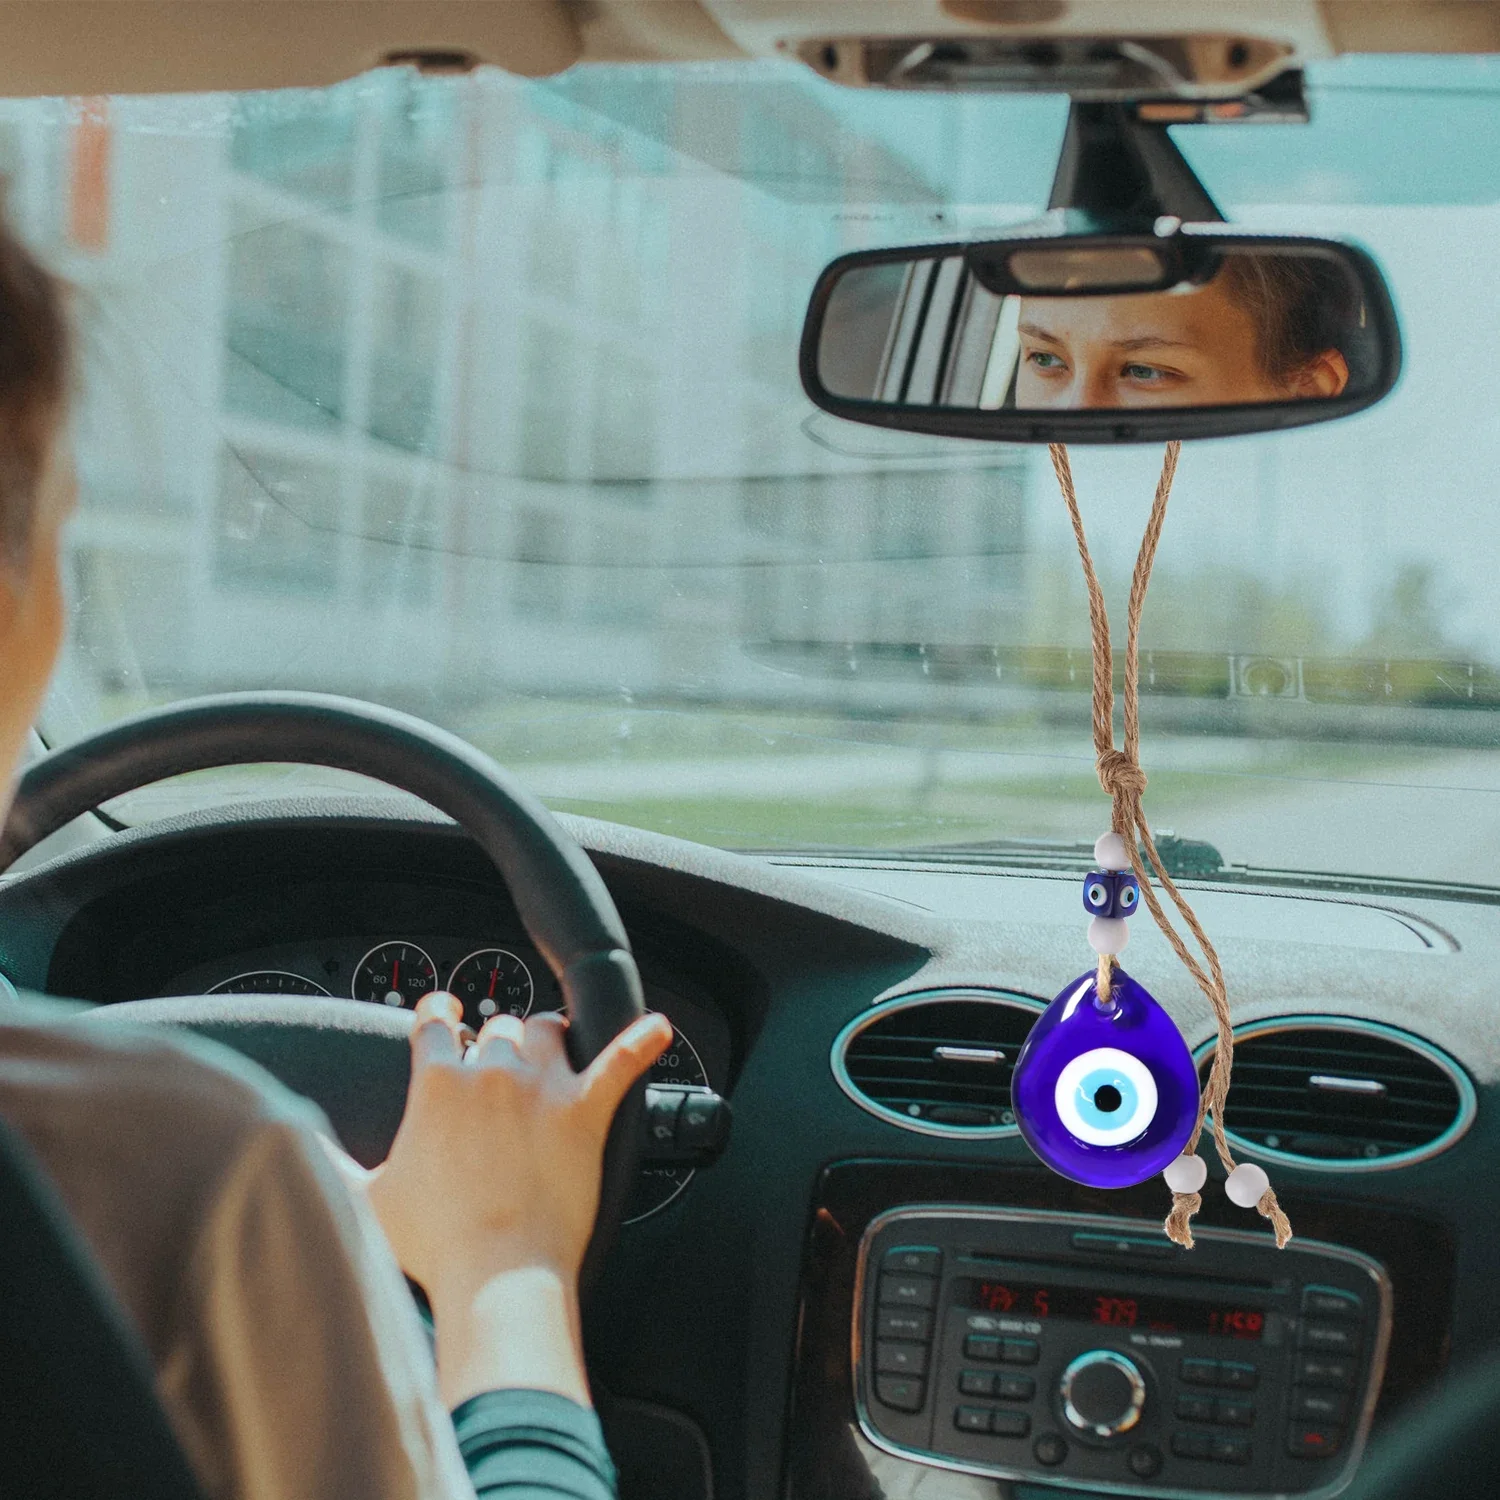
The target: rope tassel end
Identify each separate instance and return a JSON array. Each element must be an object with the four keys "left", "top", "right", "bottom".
[{"left": 1164, "top": 1191, "right": 1200, "bottom": 1249}]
